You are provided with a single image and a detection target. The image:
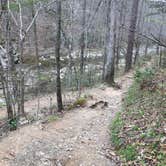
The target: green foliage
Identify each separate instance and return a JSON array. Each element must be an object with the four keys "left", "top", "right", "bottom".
[
  {"left": 9, "top": 2, "right": 19, "bottom": 11},
  {"left": 119, "top": 145, "right": 138, "bottom": 161},
  {"left": 140, "top": 133, "right": 146, "bottom": 139},
  {"left": 110, "top": 68, "right": 165, "bottom": 165},
  {"left": 67, "top": 104, "right": 75, "bottom": 110},
  {"left": 124, "top": 82, "right": 140, "bottom": 106},
  {"left": 157, "top": 153, "right": 166, "bottom": 166},
  {"left": 146, "top": 129, "right": 157, "bottom": 138},
  {"left": 9, "top": 0, "right": 49, "bottom": 11},
  {"left": 47, "top": 115, "right": 59, "bottom": 122},
  {"left": 151, "top": 141, "right": 160, "bottom": 151},
  {"left": 67, "top": 97, "right": 87, "bottom": 110},
  {"left": 110, "top": 113, "right": 124, "bottom": 149},
  {"left": 136, "top": 55, "right": 152, "bottom": 67},
  {"left": 73, "top": 97, "right": 87, "bottom": 107},
  {"left": 132, "top": 125, "right": 139, "bottom": 131},
  {"left": 9, "top": 118, "right": 17, "bottom": 130},
  {"left": 138, "top": 109, "right": 145, "bottom": 117},
  {"left": 134, "top": 68, "right": 155, "bottom": 83}
]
